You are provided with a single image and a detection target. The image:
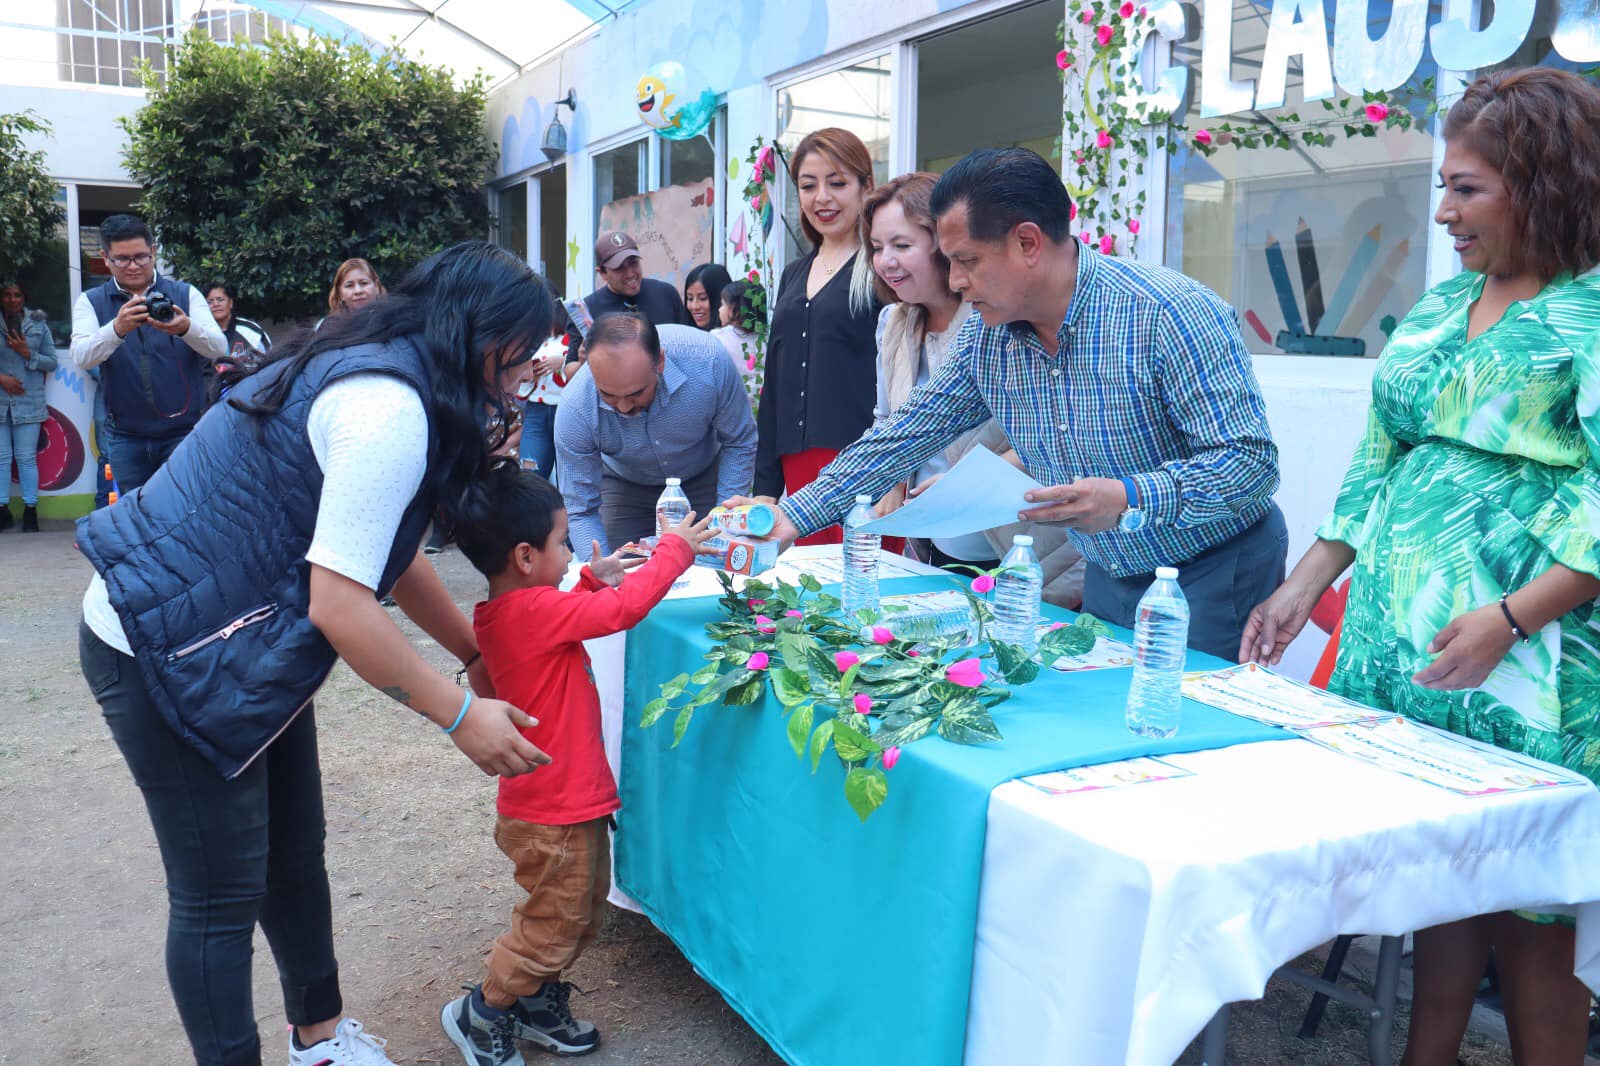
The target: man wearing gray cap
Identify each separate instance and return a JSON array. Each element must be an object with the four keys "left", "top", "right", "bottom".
[{"left": 565, "top": 230, "right": 694, "bottom": 363}]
